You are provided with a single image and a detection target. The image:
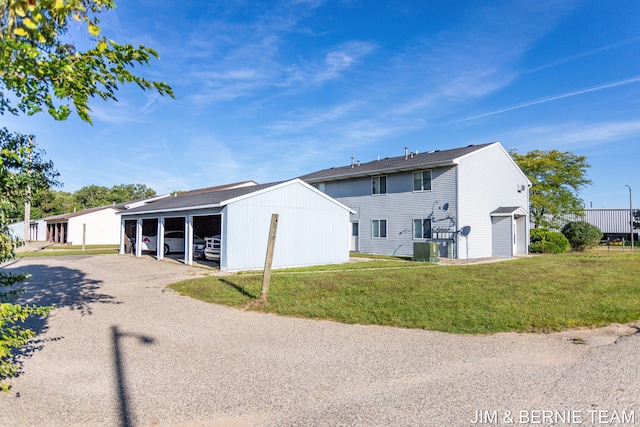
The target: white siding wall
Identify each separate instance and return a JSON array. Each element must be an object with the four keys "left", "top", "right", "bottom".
[
  {"left": 457, "top": 144, "right": 530, "bottom": 258},
  {"left": 7, "top": 222, "right": 24, "bottom": 240},
  {"left": 324, "top": 166, "right": 457, "bottom": 257},
  {"left": 35, "top": 219, "right": 47, "bottom": 241},
  {"left": 222, "top": 181, "right": 350, "bottom": 271},
  {"left": 67, "top": 208, "right": 120, "bottom": 245}
]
